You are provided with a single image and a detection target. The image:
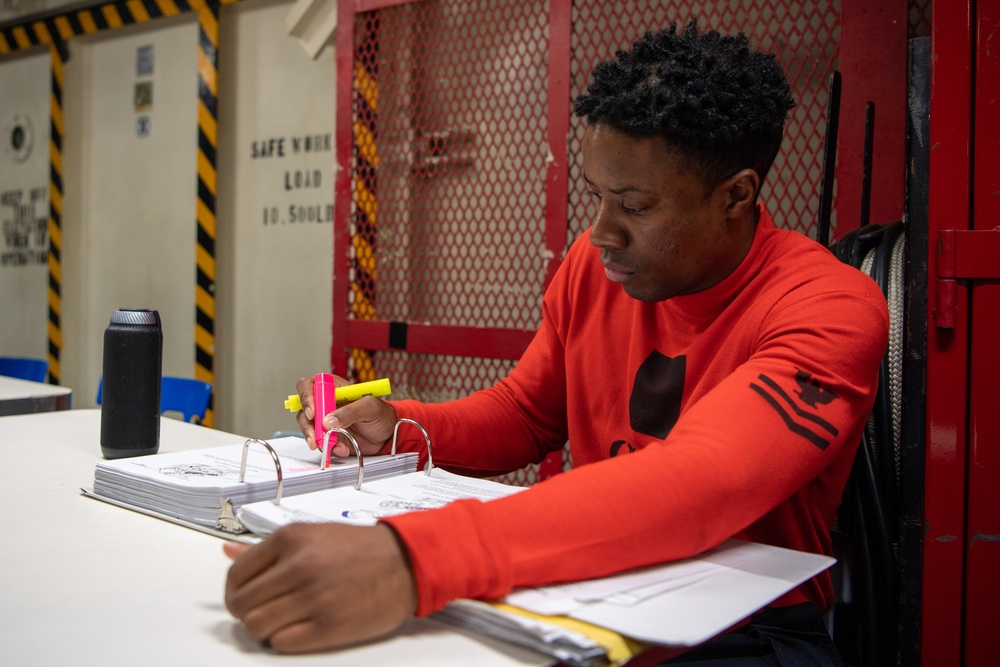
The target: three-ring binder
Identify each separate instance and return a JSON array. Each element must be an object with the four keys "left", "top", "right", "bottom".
[{"left": 217, "top": 419, "right": 431, "bottom": 533}]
